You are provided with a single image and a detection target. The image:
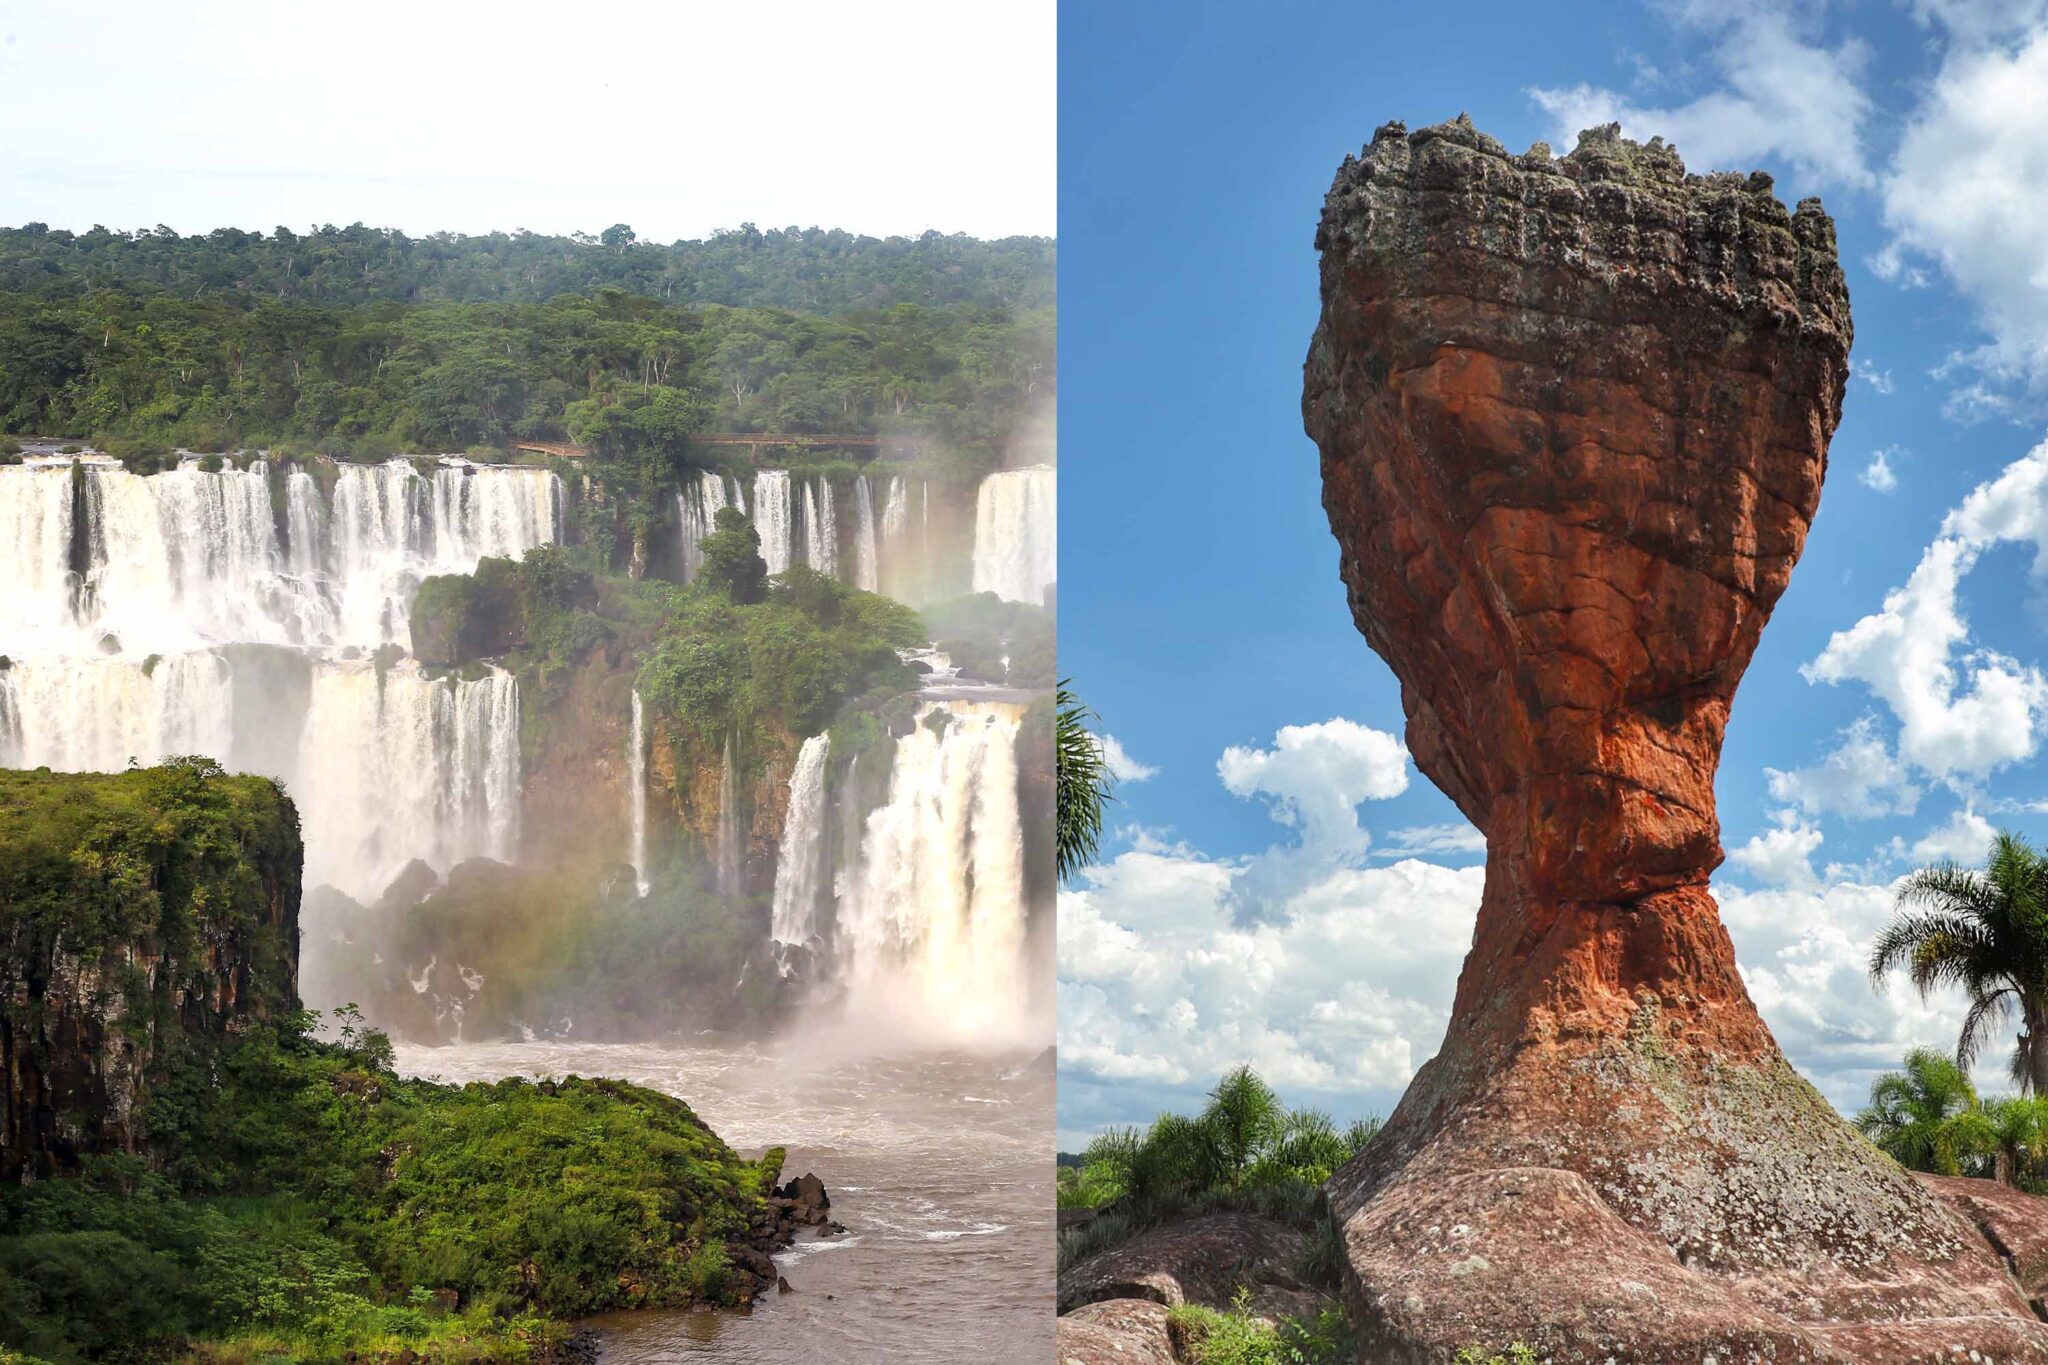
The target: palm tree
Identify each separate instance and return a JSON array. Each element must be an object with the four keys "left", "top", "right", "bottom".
[
  {"left": 1056, "top": 680, "right": 1114, "bottom": 882},
  {"left": 1855, "top": 1048, "right": 1993, "bottom": 1176},
  {"left": 1870, "top": 831, "right": 2048, "bottom": 1094},
  {"left": 1201, "top": 1065, "right": 1285, "bottom": 1185},
  {"left": 1982, "top": 1095, "right": 2048, "bottom": 1187}
]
